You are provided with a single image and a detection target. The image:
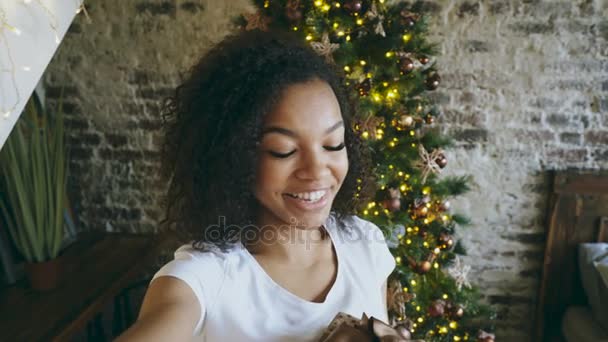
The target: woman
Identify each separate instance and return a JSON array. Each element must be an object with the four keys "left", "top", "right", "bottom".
[{"left": 117, "top": 29, "right": 395, "bottom": 342}]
